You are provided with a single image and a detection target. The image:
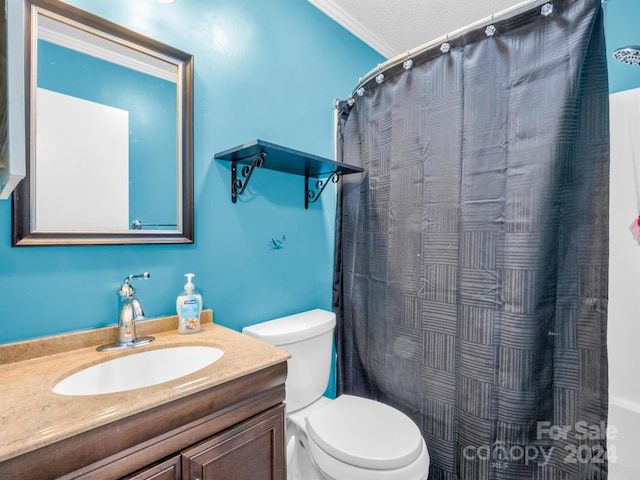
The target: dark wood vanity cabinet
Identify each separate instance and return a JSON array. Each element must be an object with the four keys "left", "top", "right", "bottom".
[
  {"left": 0, "top": 362, "right": 287, "bottom": 480},
  {"left": 126, "top": 405, "right": 284, "bottom": 480}
]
